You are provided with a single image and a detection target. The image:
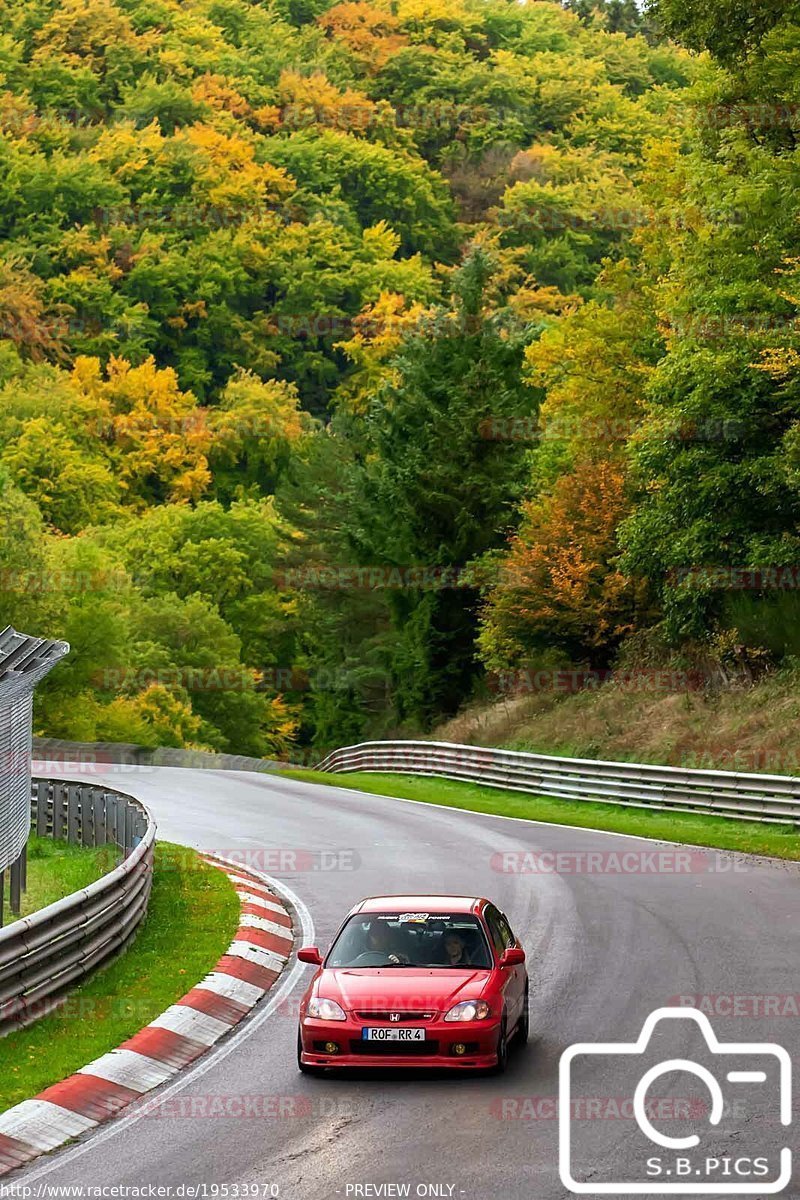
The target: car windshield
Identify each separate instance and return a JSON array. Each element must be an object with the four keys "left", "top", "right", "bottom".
[{"left": 326, "top": 911, "right": 493, "bottom": 969}]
